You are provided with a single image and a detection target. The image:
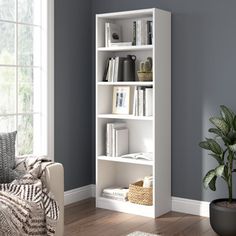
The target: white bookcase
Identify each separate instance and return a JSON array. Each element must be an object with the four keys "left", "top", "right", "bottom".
[{"left": 95, "top": 8, "right": 171, "bottom": 218}]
